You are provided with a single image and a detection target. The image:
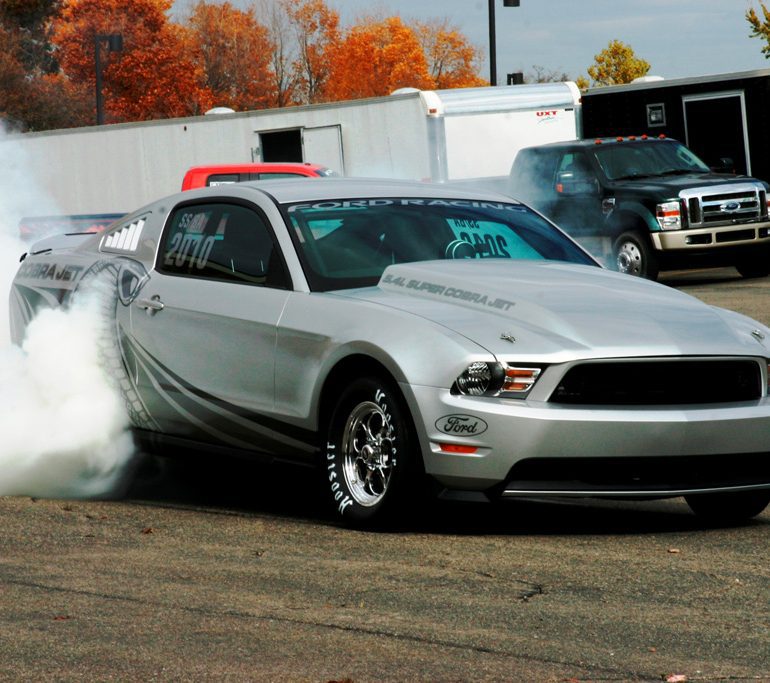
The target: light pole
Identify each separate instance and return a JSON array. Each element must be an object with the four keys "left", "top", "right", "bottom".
[
  {"left": 488, "top": 0, "right": 519, "bottom": 86},
  {"left": 94, "top": 33, "right": 123, "bottom": 125}
]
